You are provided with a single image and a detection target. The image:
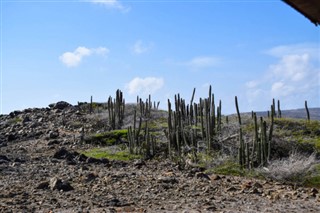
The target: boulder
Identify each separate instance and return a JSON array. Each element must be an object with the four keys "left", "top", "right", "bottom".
[{"left": 49, "top": 101, "right": 72, "bottom": 110}]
